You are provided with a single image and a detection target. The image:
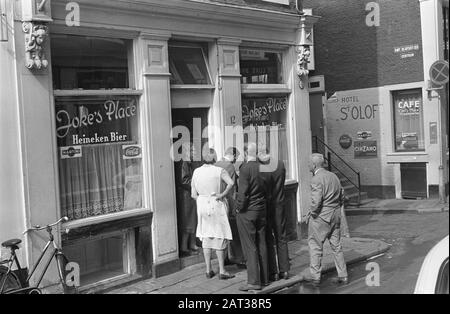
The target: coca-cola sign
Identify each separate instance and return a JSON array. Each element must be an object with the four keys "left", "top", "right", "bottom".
[{"left": 123, "top": 144, "right": 142, "bottom": 159}]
